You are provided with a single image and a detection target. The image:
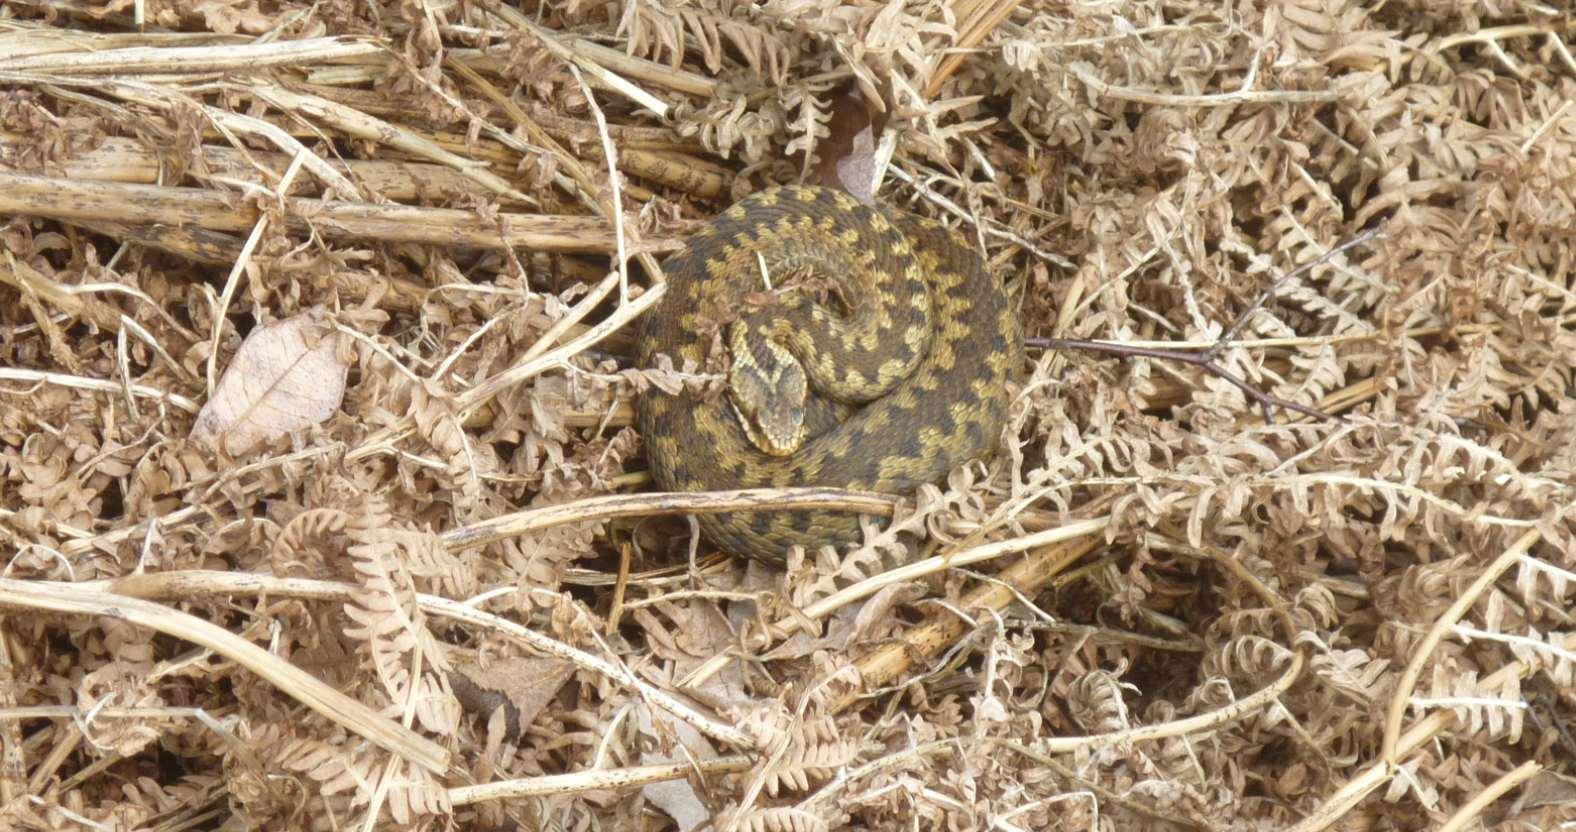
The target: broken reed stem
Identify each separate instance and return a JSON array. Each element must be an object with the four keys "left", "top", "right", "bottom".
[
  {"left": 28, "top": 74, "right": 369, "bottom": 199},
  {"left": 0, "top": 173, "right": 648, "bottom": 253},
  {"left": 559, "top": 36, "right": 721, "bottom": 98},
  {"left": 440, "top": 487, "right": 901, "bottom": 552},
  {"left": 449, "top": 756, "right": 754, "bottom": 805},
  {"left": 0, "top": 36, "right": 381, "bottom": 74},
  {"left": 0, "top": 28, "right": 246, "bottom": 62},
  {"left": 525, "top": 105, "right": 700, "bottom": 152},
  {"left": 834, "top": 535, "right": 1099, "bottom": 711},
  {"left": 0, "top": 134, "right": 519, "bottom": 202},
  {"left": 620, "top": 147, "right": 730, "bottom": 198},
  {"left": 0, "top": 577, "right": 451, "bottom": 774},
  {"left": 53, "top": 219, "right": 246, "bottom": 266},
  {"left": 249, "top": 84, "right": 532, "bottom": 203}
]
